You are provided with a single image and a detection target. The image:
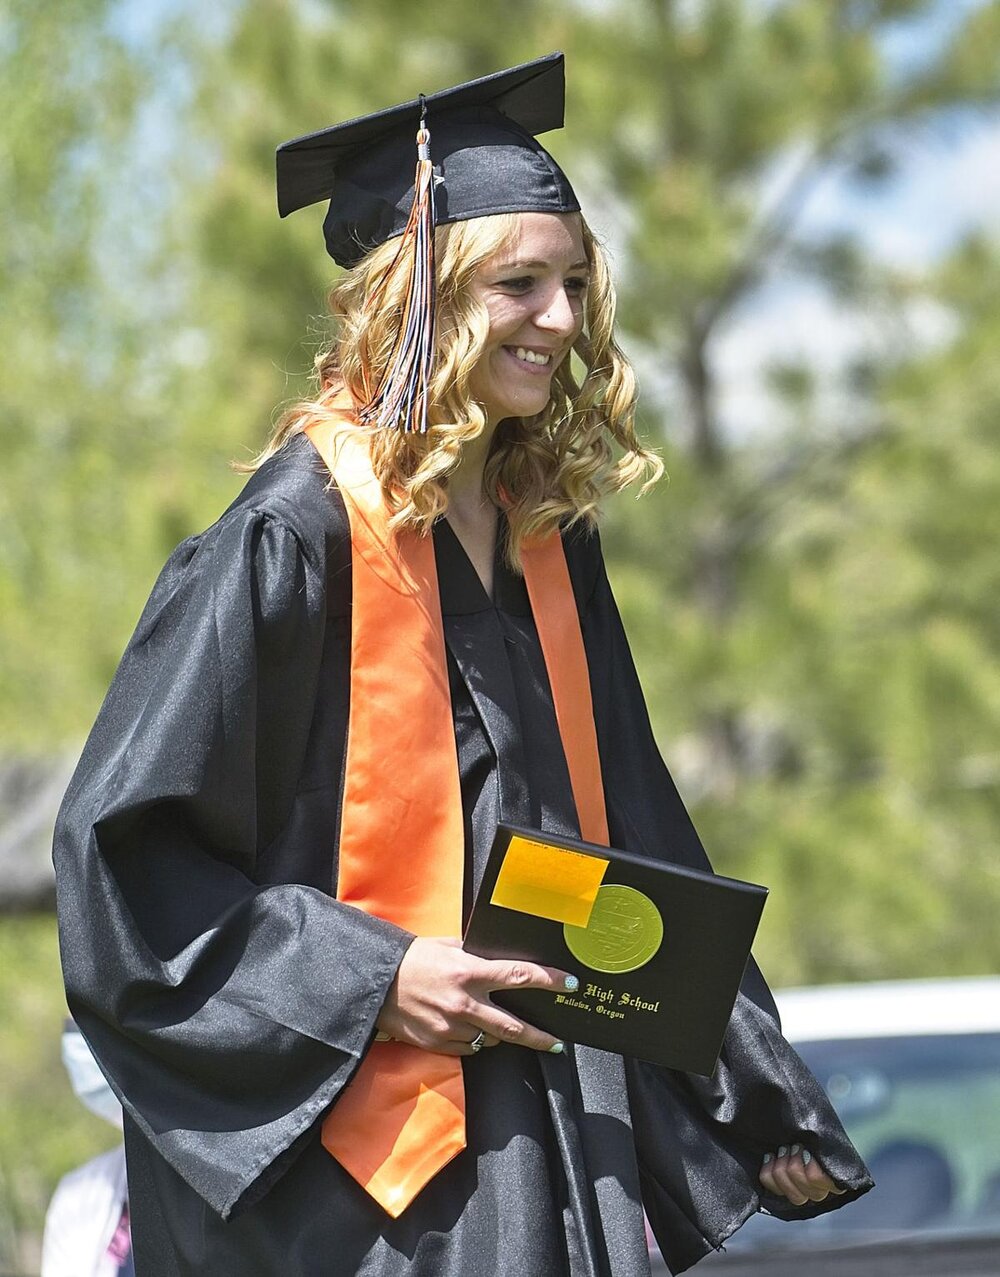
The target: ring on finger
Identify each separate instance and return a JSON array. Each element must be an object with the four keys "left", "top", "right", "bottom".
[{"left": 469, "top": 1031, "right": 487, "bottom": 1053}]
